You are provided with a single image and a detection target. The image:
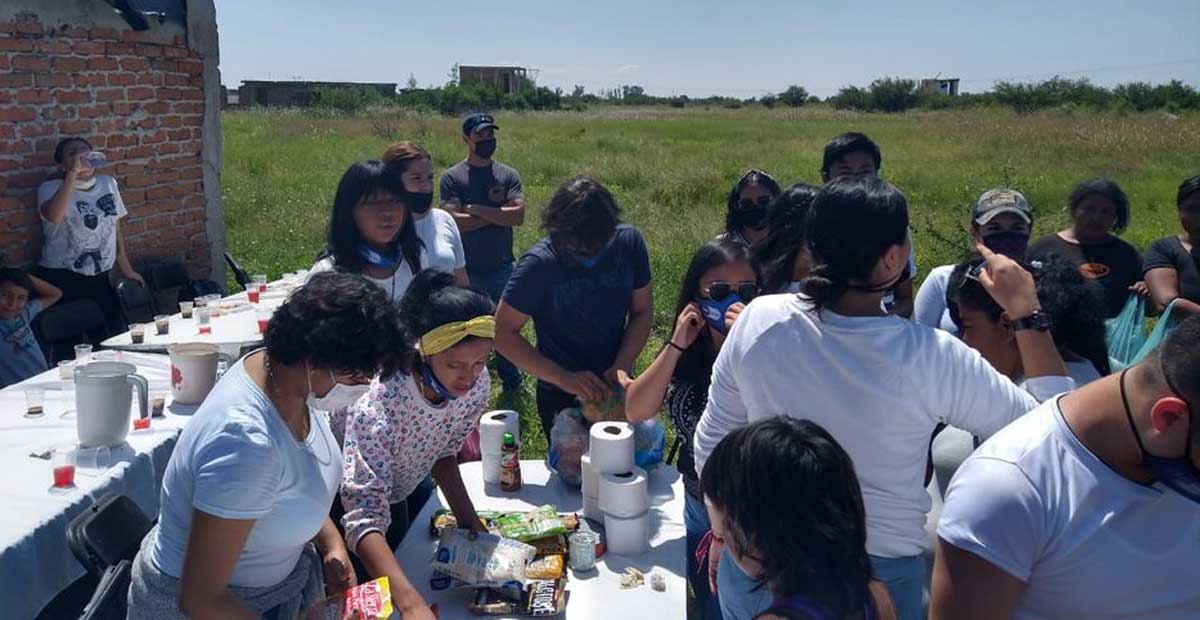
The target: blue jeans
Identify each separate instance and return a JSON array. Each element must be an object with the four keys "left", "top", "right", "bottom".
[
  {"left": 718, "top": 549, "right": 927, "bottom": 620},
  {"left": 685, "top": 492, "right": 724, "bottom": 619},
  {"left": 468, "top": 263, "right": 521, "bottom": 389}
]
